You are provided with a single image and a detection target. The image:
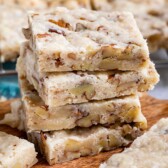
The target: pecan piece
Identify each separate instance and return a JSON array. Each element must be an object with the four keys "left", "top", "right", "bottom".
[
  {"left": 48, "top": 19, "right": 72, "bottom": 29},
  {"left": 75, "top": 23, "right": 87, "bottom": 31},
  {"left": 55, "top": 58, "right": 64, "bottom": 67},
  {"left": 70, "top": 83, "right": 95, "bottom": 100},
  {"left": 48, "top": 28, "right": 65, "bottom": 36},
  {"left": 37, "top": 33, "right": 50, "bottom": 38},
  {"left": 67, "top": 53, "right": 76, "bottom": 60}
]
